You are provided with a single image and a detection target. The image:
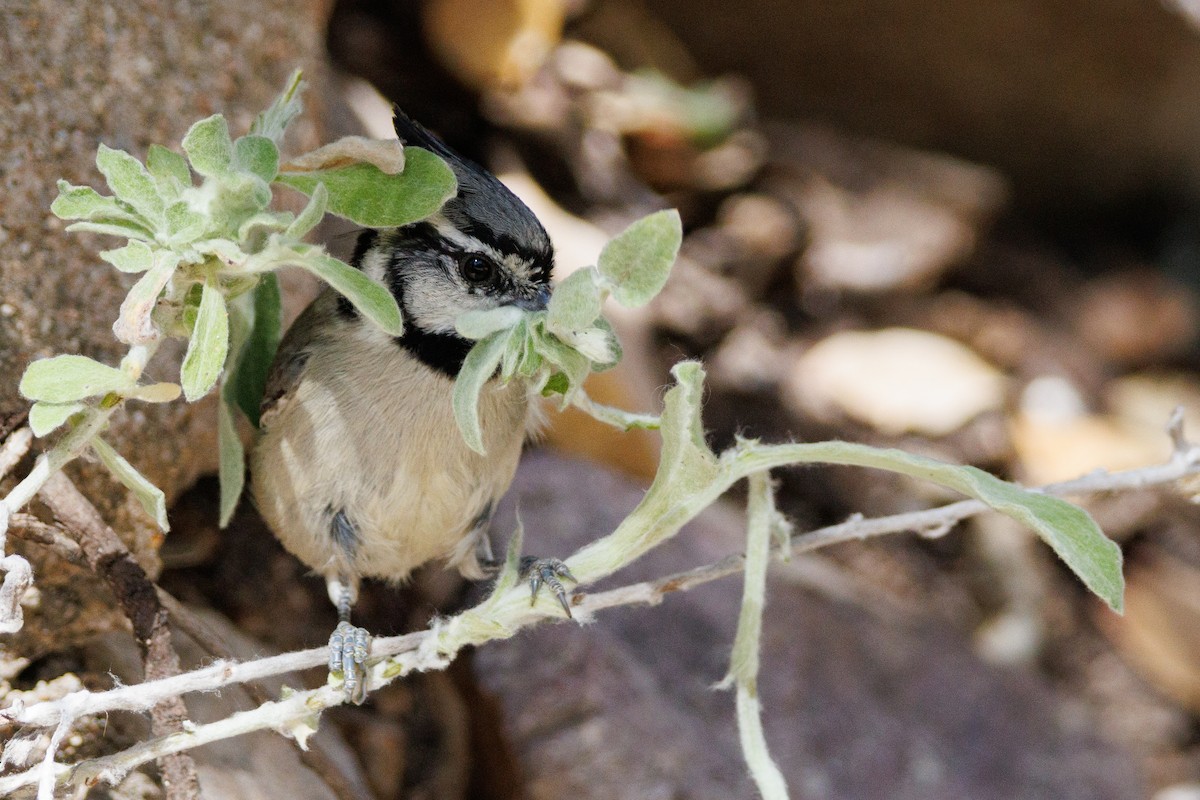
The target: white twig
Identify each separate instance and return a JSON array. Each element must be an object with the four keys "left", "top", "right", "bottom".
[
  {"left": 2, "top": 443, "right": 1199, "bottom": 795},
  {"left": 0, "top": 427, "right": 33, "bottom": 485}
]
